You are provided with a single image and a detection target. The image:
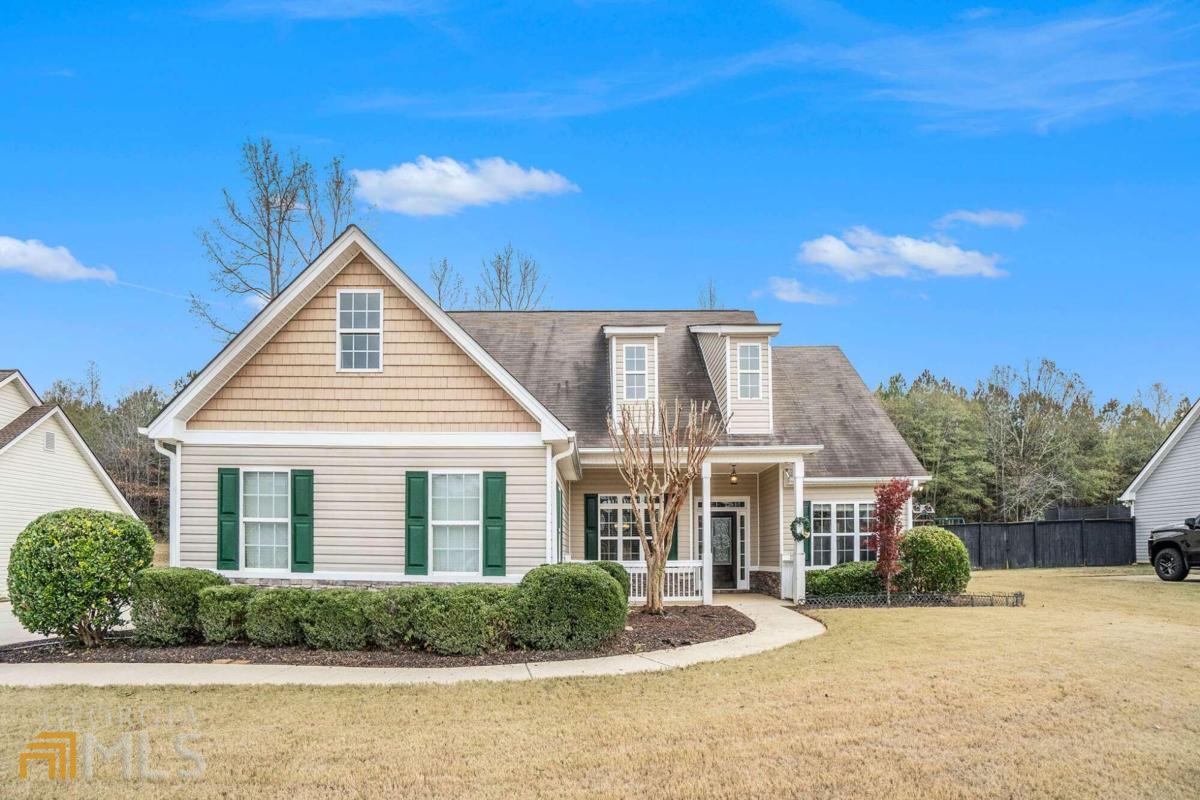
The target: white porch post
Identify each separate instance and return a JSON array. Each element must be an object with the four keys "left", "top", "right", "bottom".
[
  {"left": 702, "top": 461, "right": 713, "bottom": 605},
  {"left": 792, "top": 458, "right": 806, "bottom": 604},
  {"left": 905, "top": 480, "right": 915, "bottom": 530}
]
